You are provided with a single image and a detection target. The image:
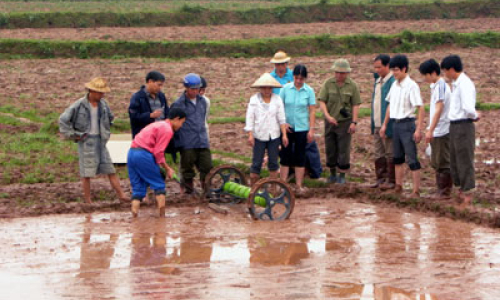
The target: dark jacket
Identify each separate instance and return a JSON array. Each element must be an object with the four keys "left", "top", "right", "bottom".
[
  {"left": 128, "top": 86, "right": 169, "bottom": 138},
  {"left": 371, "top": 73, "right": 395, "bottom": 138},
  {"left": 171, "top": 93, "right": 209, "bottom": 150}
]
